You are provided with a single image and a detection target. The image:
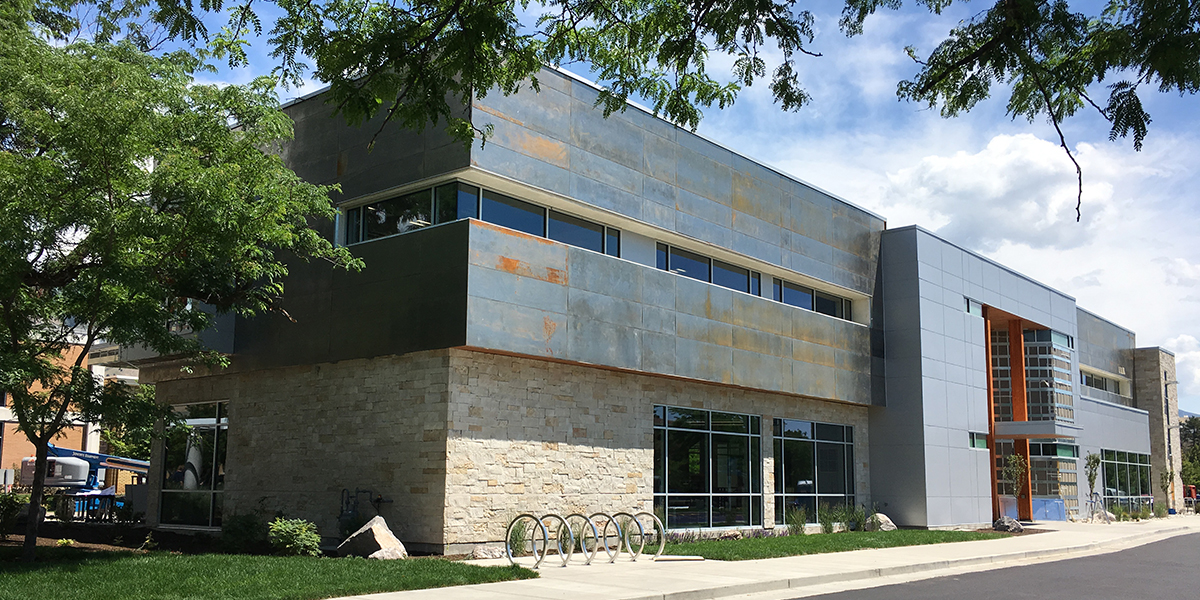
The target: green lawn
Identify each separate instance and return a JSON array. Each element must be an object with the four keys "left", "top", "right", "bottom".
[
  {"left": 0, "top": 547, "right": 537, "bottom": 600},
  {"left": 662, "top": 530, "right": 1008, "bottom": 561}
]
